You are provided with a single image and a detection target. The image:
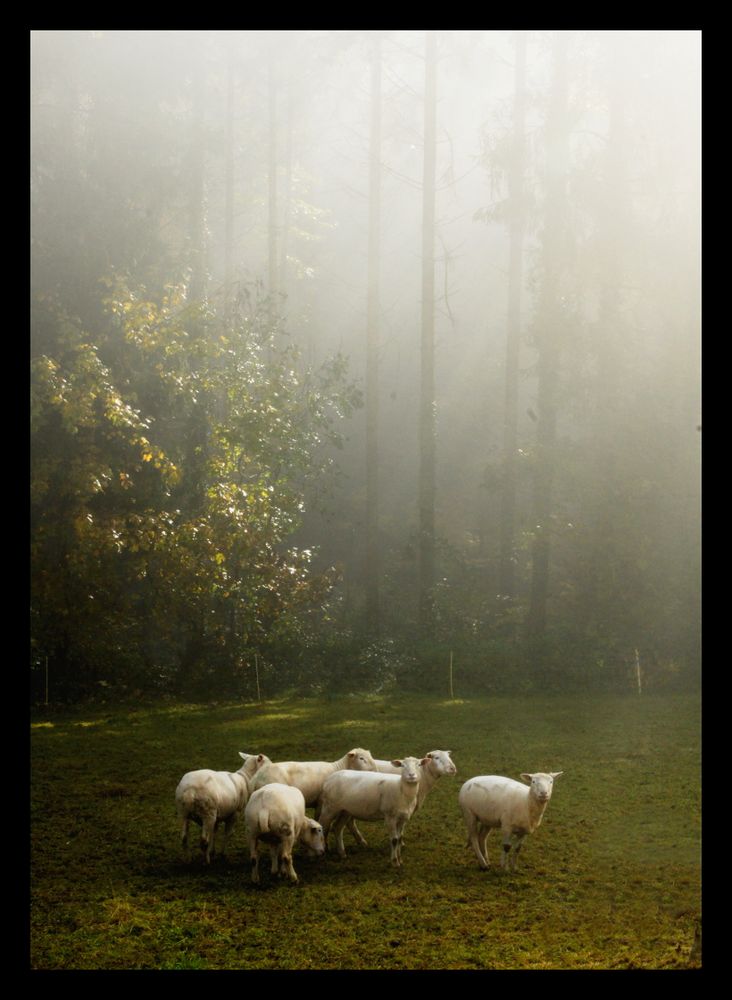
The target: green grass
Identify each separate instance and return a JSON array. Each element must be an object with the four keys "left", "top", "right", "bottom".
[{"left": 30, "top": 693, "right": 701, "bottom": 970}]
